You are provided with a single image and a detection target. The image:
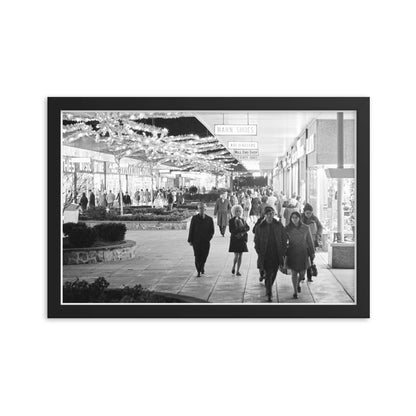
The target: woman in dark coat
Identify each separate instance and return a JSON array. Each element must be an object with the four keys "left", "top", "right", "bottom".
[
  {"left": 285, "top": 211, "right": 315, "bottom": 299},
  {"left": 229, "top": 205, "right": 250, "bottom": 276}
]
